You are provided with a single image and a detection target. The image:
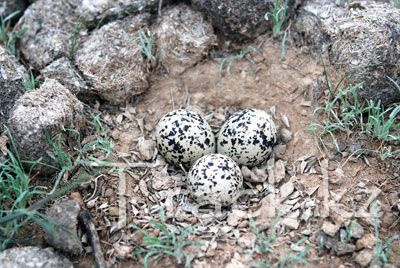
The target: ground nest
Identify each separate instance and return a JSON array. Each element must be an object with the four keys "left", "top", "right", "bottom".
[{"left": 0, "top": 1, "right": 399, "bottom": 268}]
